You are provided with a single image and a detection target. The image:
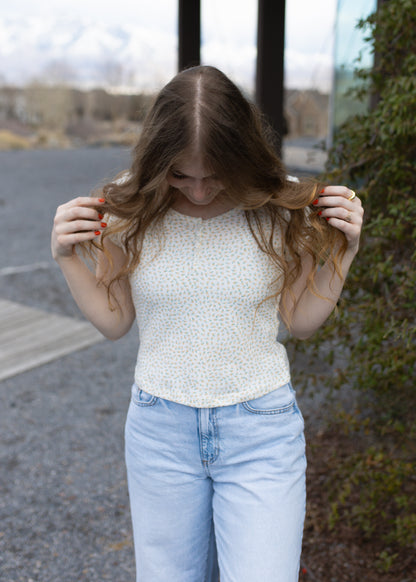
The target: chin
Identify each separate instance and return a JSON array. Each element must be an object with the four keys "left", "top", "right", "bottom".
[
  {"left": 191, "top": 199, "right": 213, "bottom": 205},
  {"left": 186, "top": 197, "right": 216, "bottom": 206}
]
